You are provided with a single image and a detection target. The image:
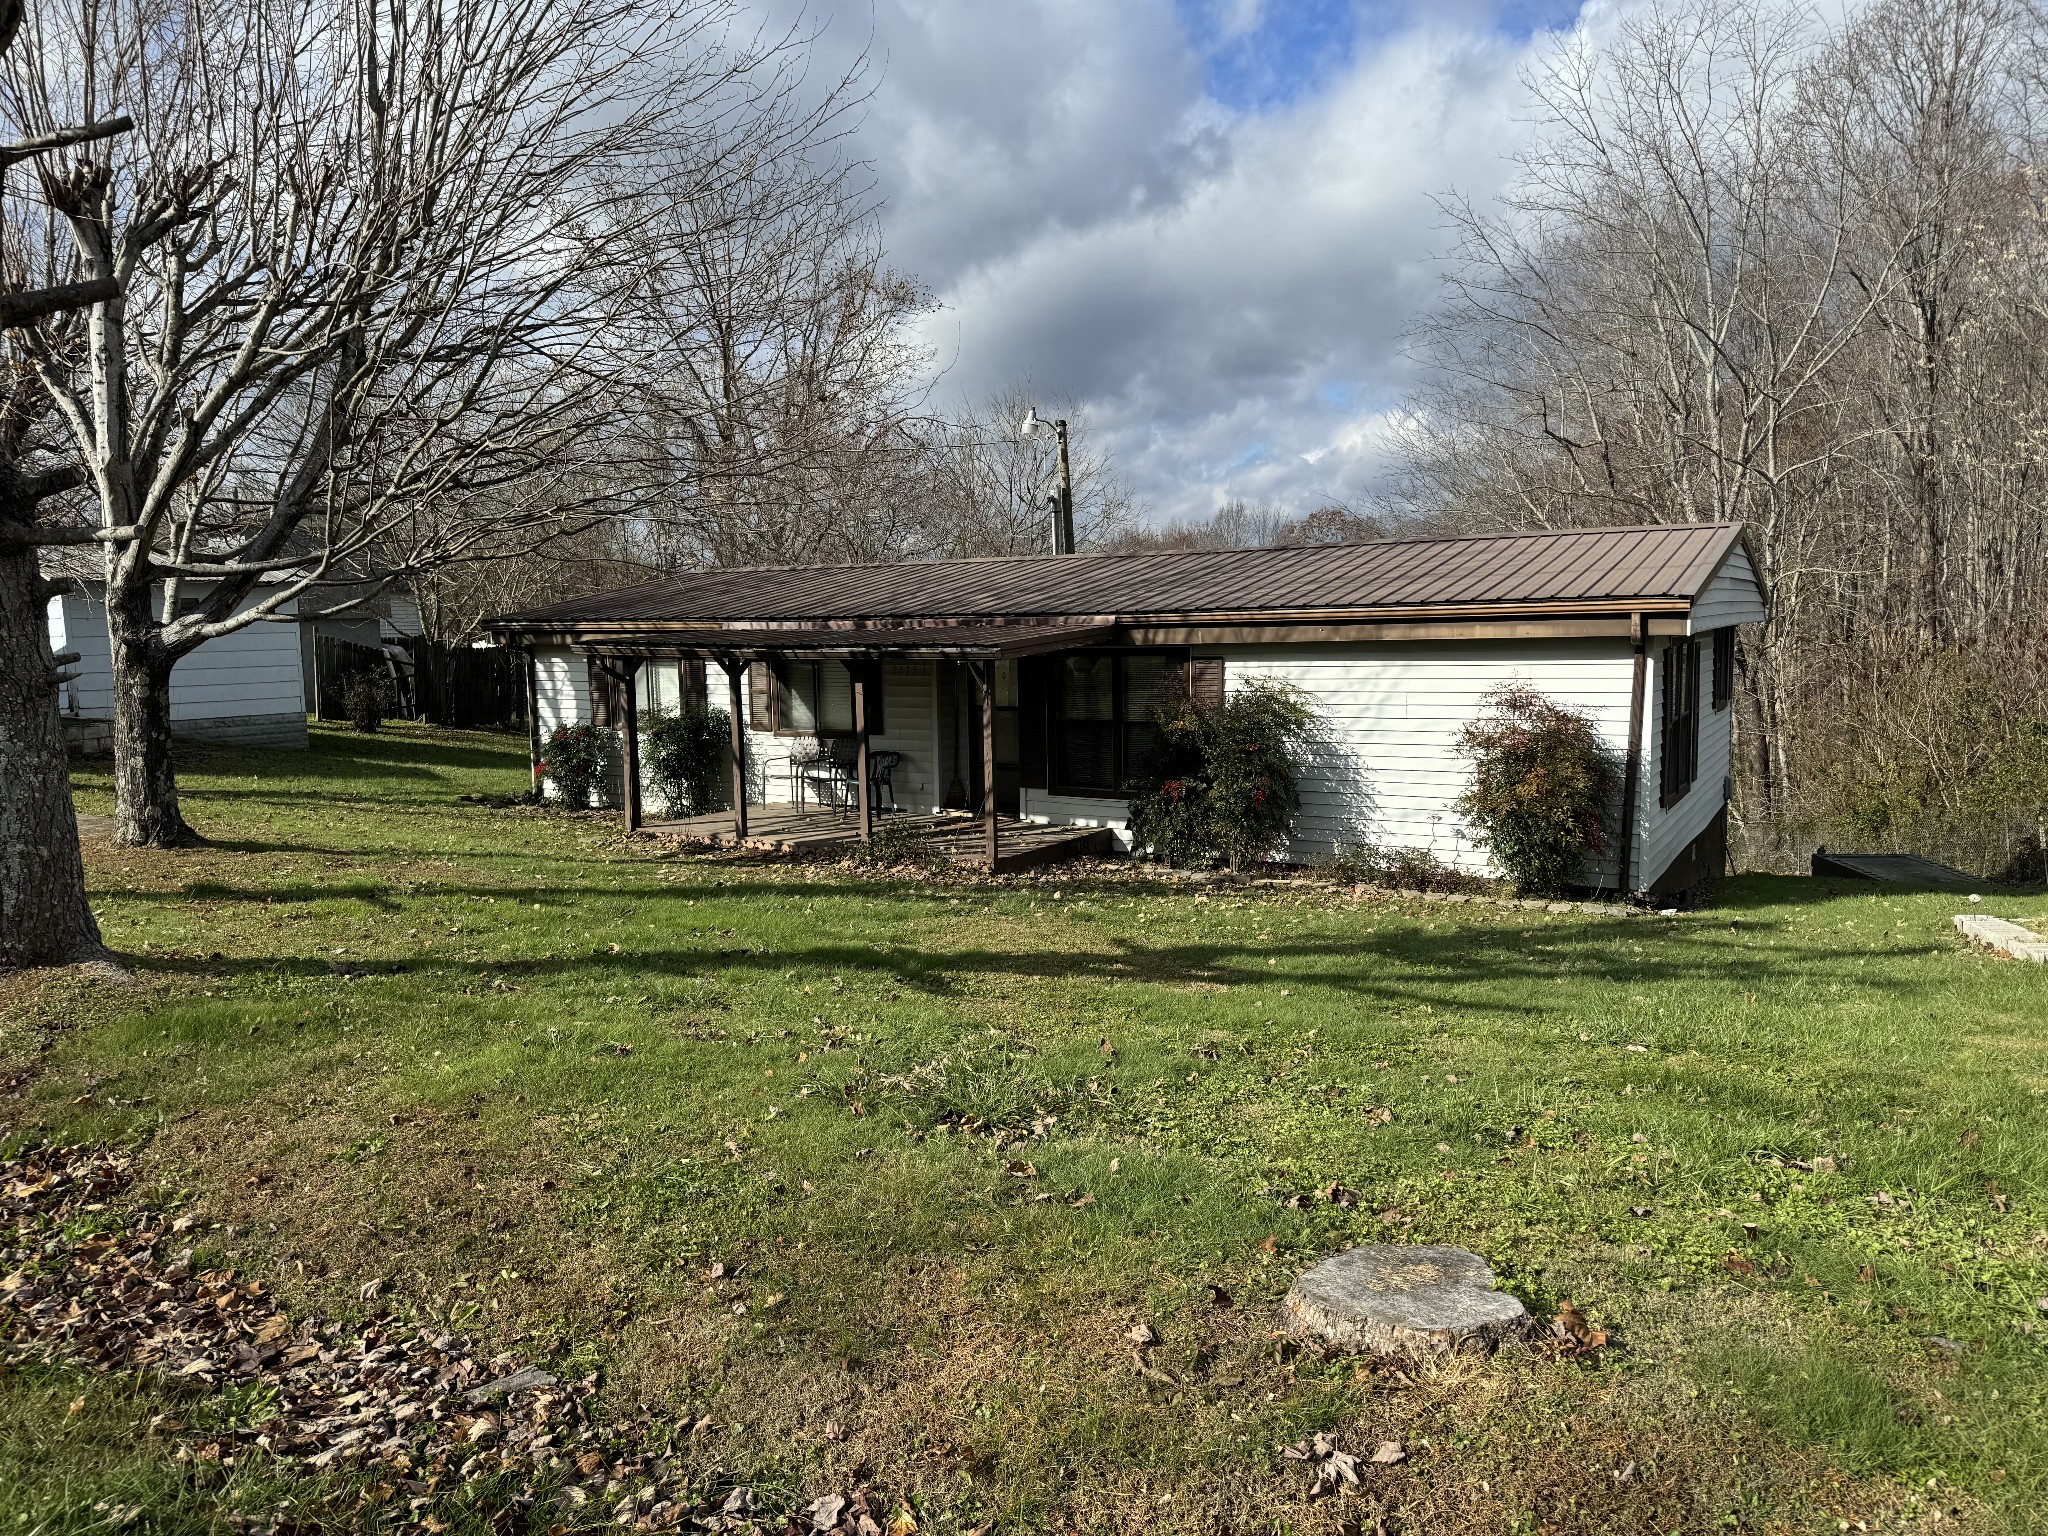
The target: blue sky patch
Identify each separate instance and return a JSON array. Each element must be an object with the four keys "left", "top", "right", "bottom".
[{"left": 1177, "top": 0, "right": 1362, "bottom": 112}]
